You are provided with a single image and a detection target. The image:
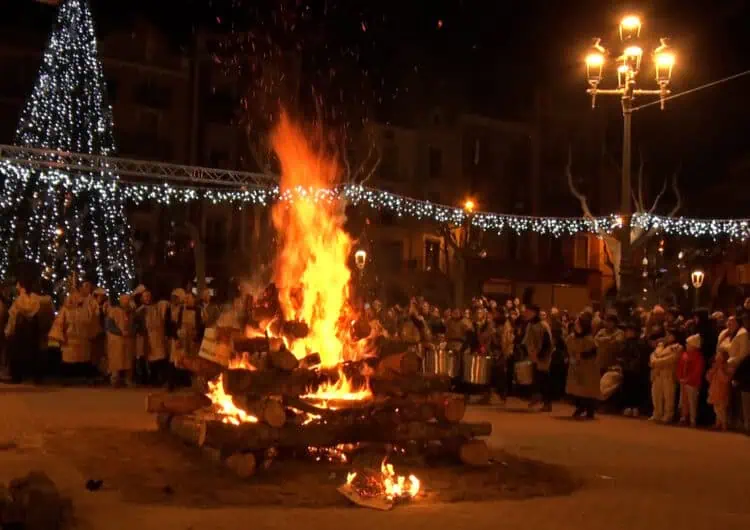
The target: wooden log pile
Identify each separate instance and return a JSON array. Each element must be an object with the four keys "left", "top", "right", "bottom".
[{"left": 148, "top": 339, "right": 492, "bottom": 479}]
